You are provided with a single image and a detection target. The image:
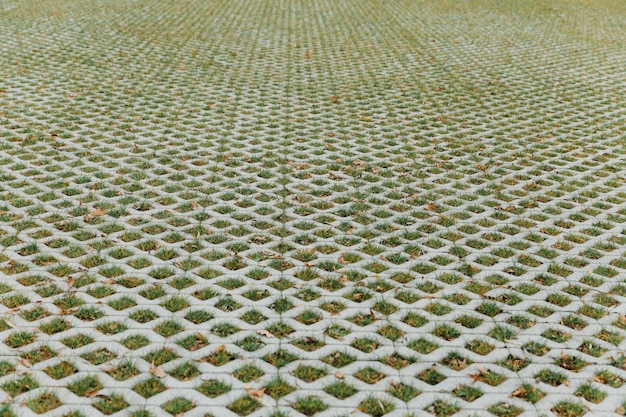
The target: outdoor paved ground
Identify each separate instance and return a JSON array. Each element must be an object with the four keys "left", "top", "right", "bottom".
[{"left": 1, "top": 1, "right": 626, "bottom": 416}]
